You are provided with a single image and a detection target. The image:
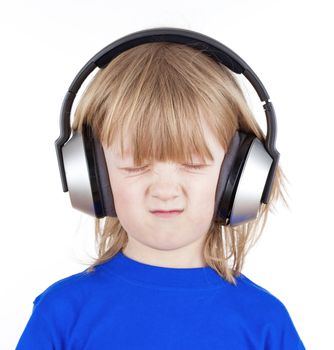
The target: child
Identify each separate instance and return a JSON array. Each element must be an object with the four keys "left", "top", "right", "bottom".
[{"left": 16, "top": 28, "right": 305, "bottom": 349}]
